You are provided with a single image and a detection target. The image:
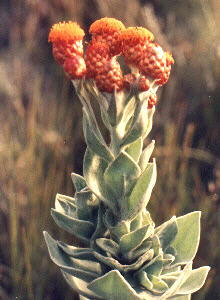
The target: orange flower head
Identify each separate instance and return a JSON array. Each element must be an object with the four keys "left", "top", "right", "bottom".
[
  {"left": 63, "top": 56, "right": 86, "bottom": 80},
  {"left": 85, "top": 42, "right": 111, "bottom": 78},
  {"left": 95, "top": 59, "right": 124, "bottom": 93},
  {"left": 89, "top": 17, "right": 125, "bottom": 55},
  {"left": 49, "top": 21, "right": 85, "bottom": 43},
  {"left": 89, "top": 17, "right": 125, "bottom": 35},
  {"left": 49, "top": 21, "right": 85, "bottom": 65},
  {"left": 138, "top": 42, "right": 174, "bottom": 85},
  {"left": 121, "top": 27, "right": 154, "bottom": 45},
  {"left": 120, "top": 27, "right": 154, "bottom": 66}
]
